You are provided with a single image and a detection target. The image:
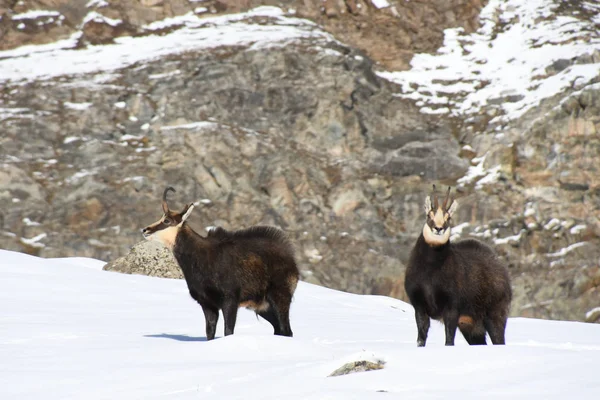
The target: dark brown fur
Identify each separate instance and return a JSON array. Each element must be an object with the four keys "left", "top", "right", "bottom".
[
  {"left": 404, "top": 186, "right": 512, "bottom": 346},
  {"left": 142, "top": 188, "right": 299, "bottom": 340}
]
